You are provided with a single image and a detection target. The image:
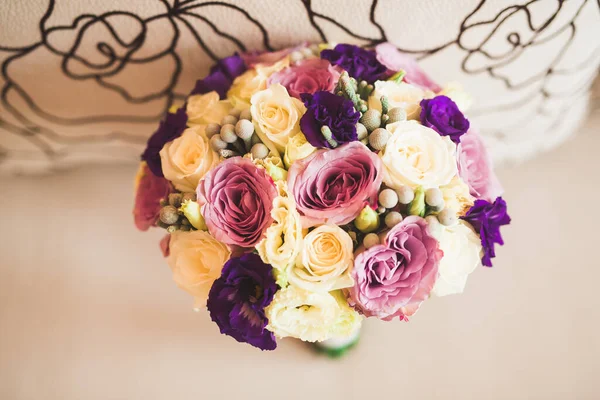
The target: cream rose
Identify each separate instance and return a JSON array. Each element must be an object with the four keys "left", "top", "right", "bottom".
[
  {"left": 429, "top": 219, "right": 482, "bottom": 297},
  {"left": 289, "top": 224, "right": 354, "bottom": 292},
  {"left": 265, "top": 285, "right": 342, "bottom": 342},
  {"left": 438, "top": 82, "right": 473, "bottom": 113},
  {"left": 256, "top": 195, "right": 304, "bottom": 274},
  {"left": 284, "top": 132, "right": 316, "bottom": 168},
  {"left": 159, "top": 125, "right": 220, "bottom": 192},
  {"left": 186, "top": 91, "right": 232, "bottom": 126},
  {"left": 441, "top": 176, "right": 475, "bottom": 216},
  {"left": 368, "top": 80, "right": 432, "bottom": 120},
  {"left": 380, "top": 120, "right": 457, "bottom": 190},
  {"left": 167, "top": 230, "right": 231, "bottom": 308},
  {"left": 250, "top": 84, "right": 305, "bottom": 153},
  {"left": 227, "top": 58, "right": 289, "bottom": 109}
]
